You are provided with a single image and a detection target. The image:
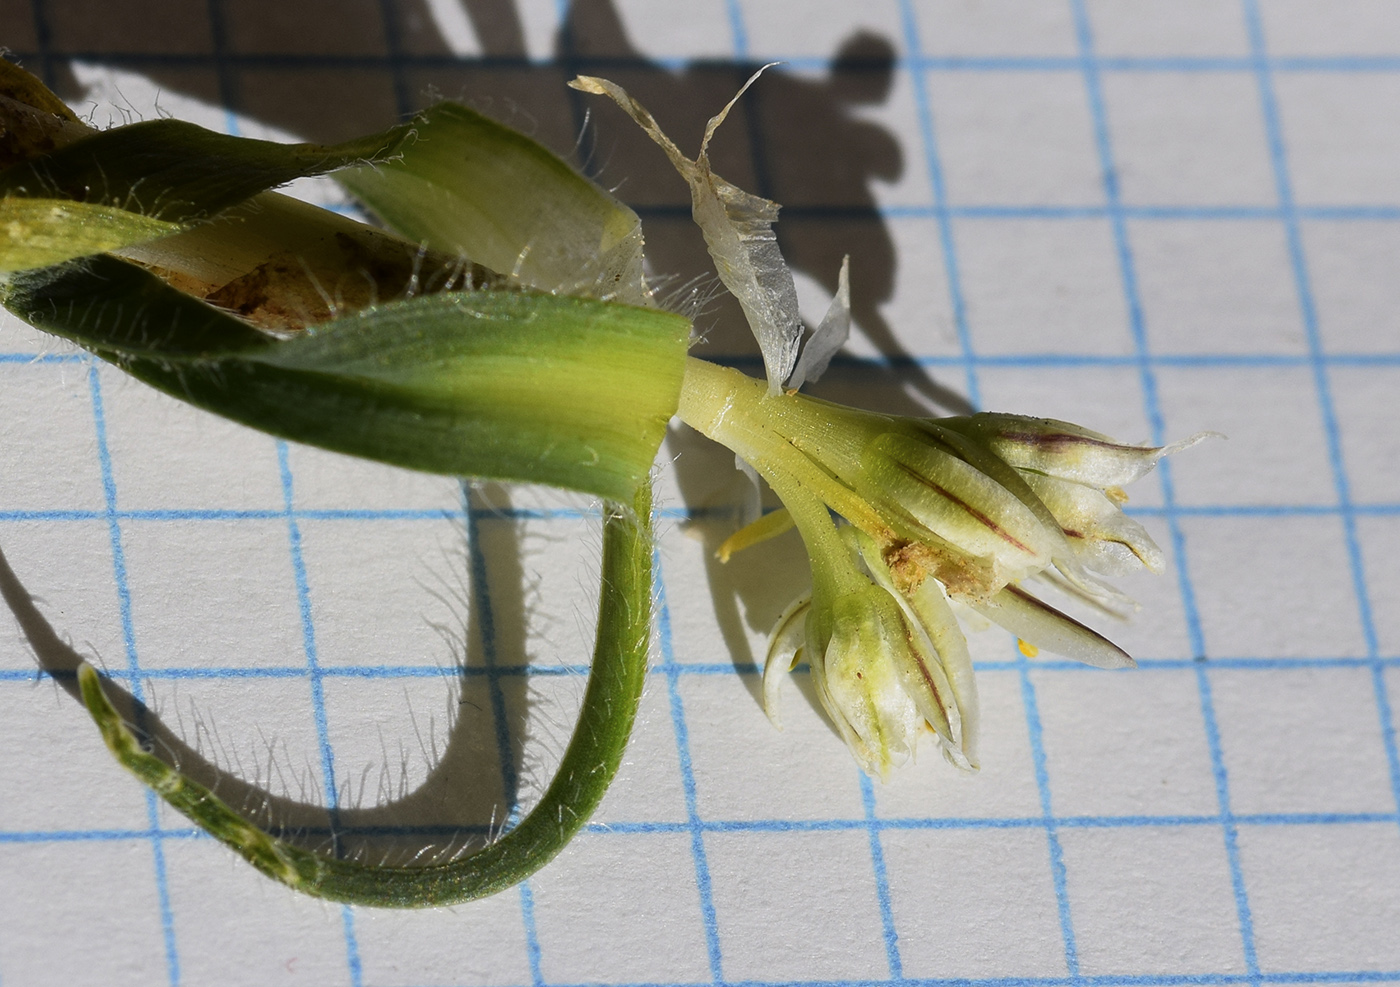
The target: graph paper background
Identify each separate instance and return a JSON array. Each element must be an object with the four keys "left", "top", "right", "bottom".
[{"left": 3, "top": 0, "right": 1400, "bottom": 984}]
